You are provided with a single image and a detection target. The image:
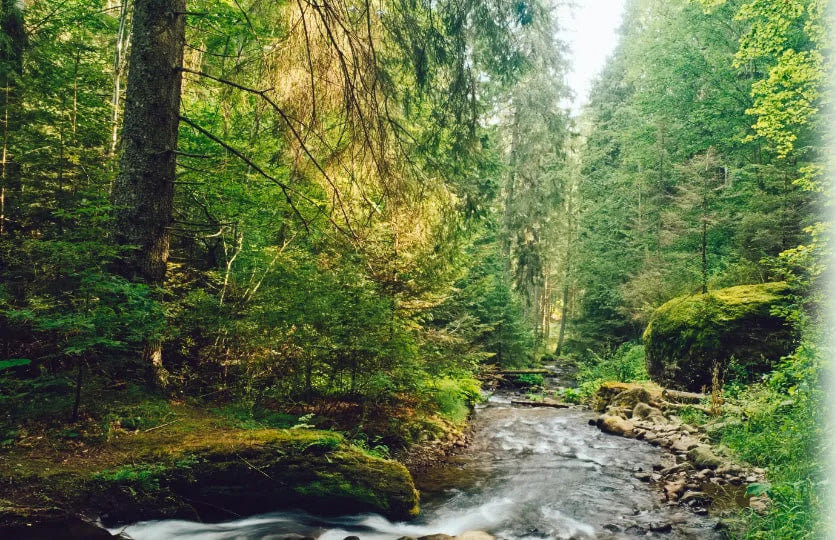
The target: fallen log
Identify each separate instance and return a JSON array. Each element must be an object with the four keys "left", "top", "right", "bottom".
[
  {"left": 500, "top": 369, "right": 551, "bottom": 375},
  {"left": 662, "top": 389, "right": 706, "bottom": 404},
  {"left": 511, "top": 399, "right": 570, "bottom": 408}
]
